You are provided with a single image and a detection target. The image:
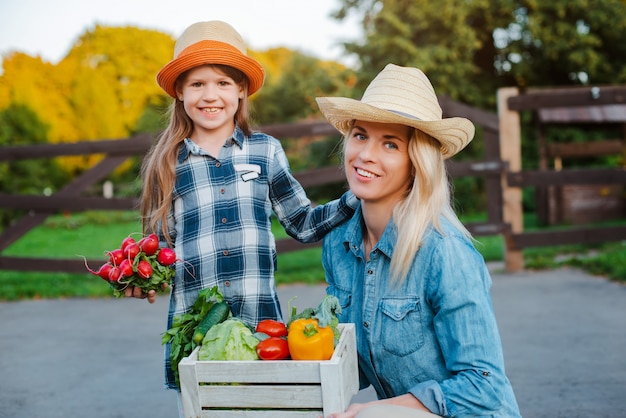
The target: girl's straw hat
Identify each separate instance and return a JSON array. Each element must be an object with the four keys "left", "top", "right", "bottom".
[
  {"left": 316, "top": 64, "right": 474, "bottom": 159},
  {"left": 157, "top": 20, "right": 265, "bottom": 98}
]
